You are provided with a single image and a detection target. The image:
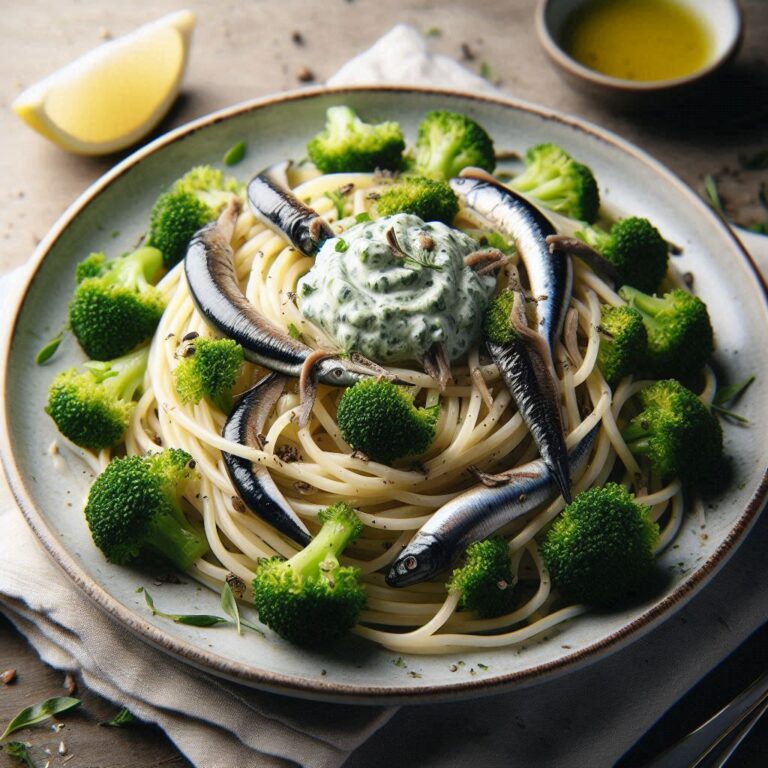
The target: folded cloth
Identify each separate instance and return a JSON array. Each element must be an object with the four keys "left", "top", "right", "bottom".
[{"left": 2, "top": 23, "right": 767, "bottom": 768}]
